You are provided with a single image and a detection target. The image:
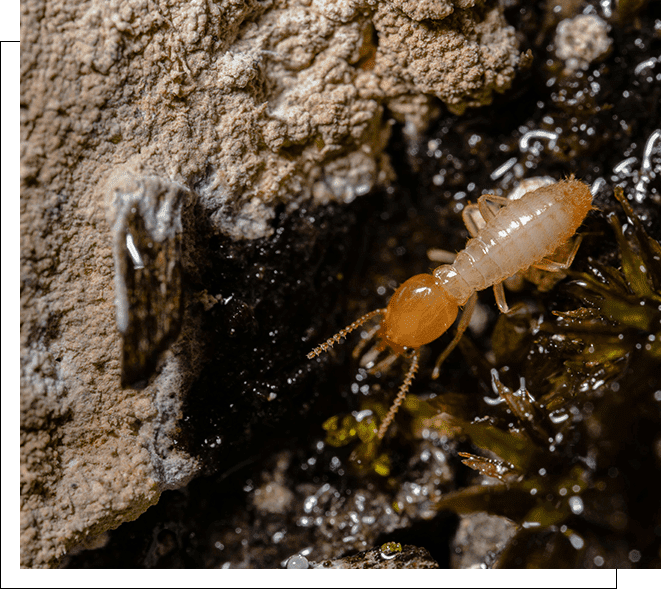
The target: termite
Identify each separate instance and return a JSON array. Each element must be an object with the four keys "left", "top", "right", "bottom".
[{"left": 308, "top": 178, "right": 593, "bottom": 440}]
